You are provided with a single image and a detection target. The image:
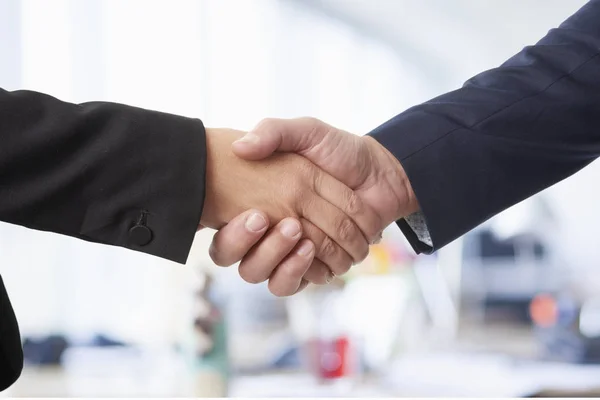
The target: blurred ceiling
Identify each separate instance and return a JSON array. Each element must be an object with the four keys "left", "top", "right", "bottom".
[{"left": 302, "top": 0, "right": 588, "bottom": 89}]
